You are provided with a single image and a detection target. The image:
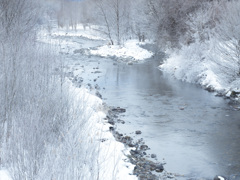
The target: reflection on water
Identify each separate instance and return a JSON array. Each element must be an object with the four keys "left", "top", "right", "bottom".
[{"left": 93, "top": 56, "right": 240, "bottom": 179}]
